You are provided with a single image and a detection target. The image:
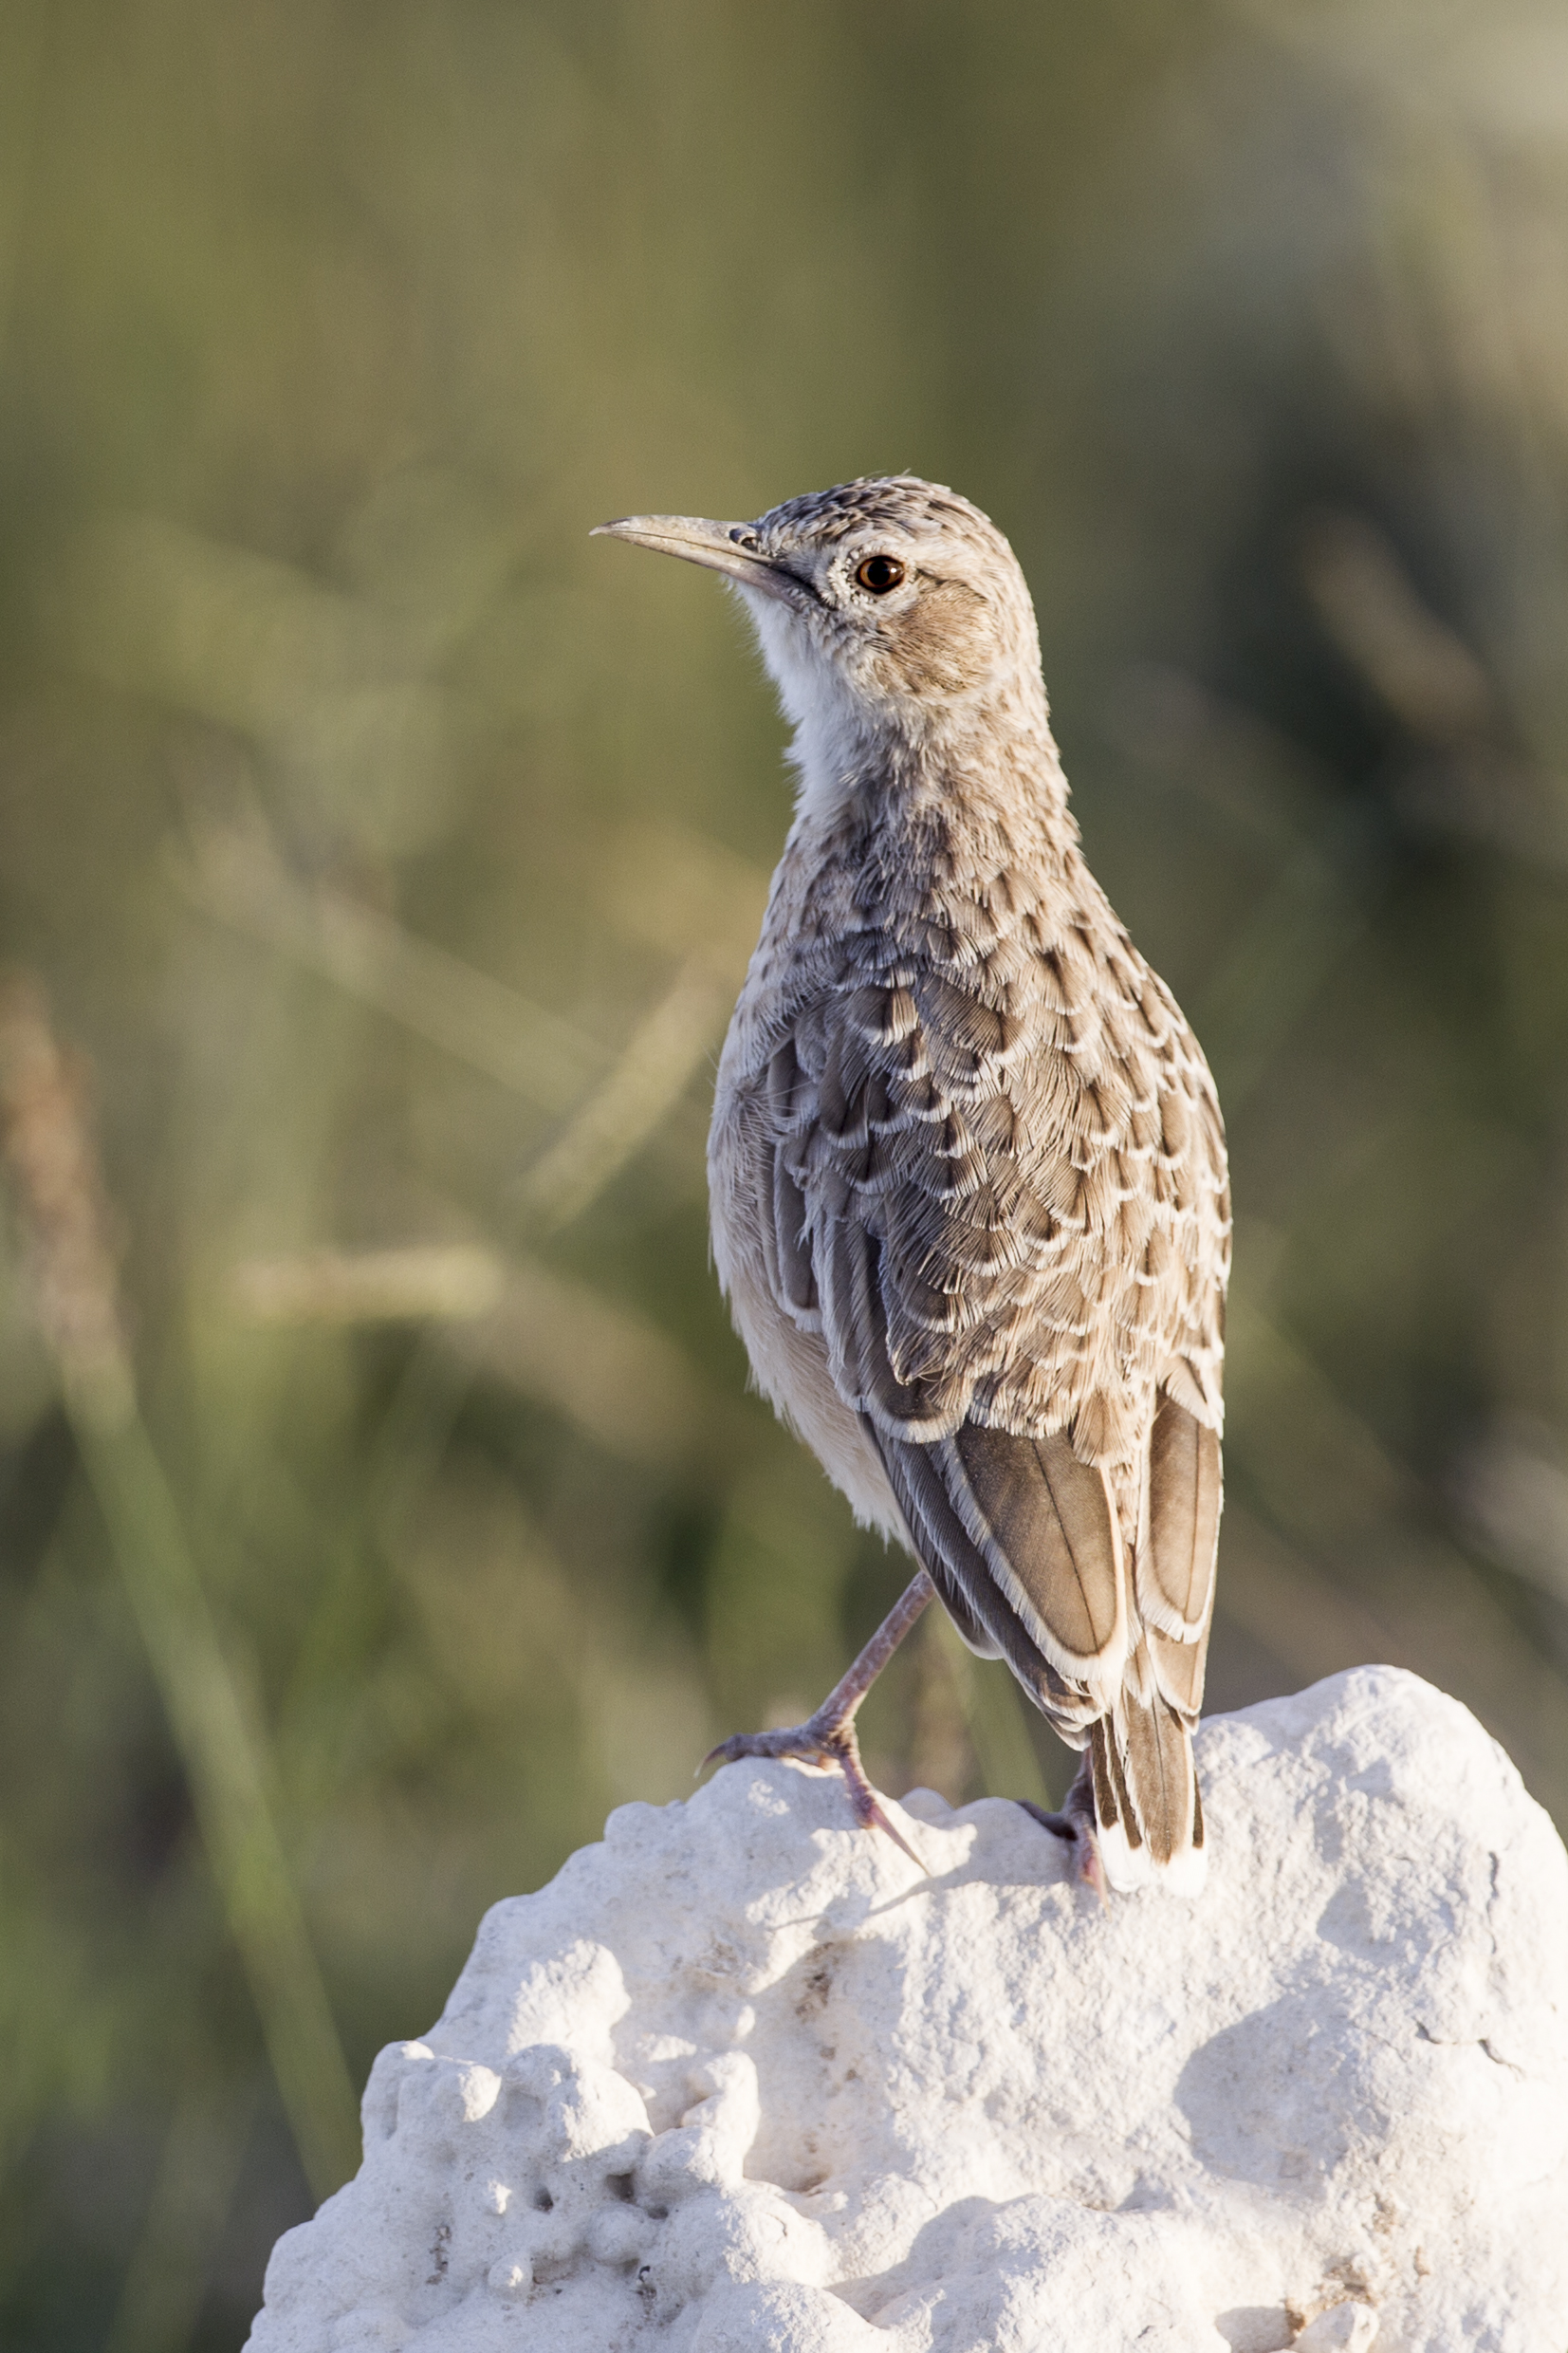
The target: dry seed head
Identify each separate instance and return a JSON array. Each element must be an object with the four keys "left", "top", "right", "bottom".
[{"left": 0, "top": 974, "right": 133, "bottom": 1417}]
